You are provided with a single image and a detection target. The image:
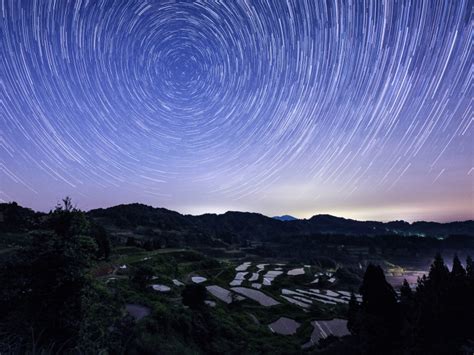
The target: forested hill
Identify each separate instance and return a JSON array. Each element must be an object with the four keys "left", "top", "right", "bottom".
[
  {"left": 86, "top": 203, "right": 474, "bottom": 238},
  {"left": 2, "top": 202, "right": 473, "bottom": 239}
]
